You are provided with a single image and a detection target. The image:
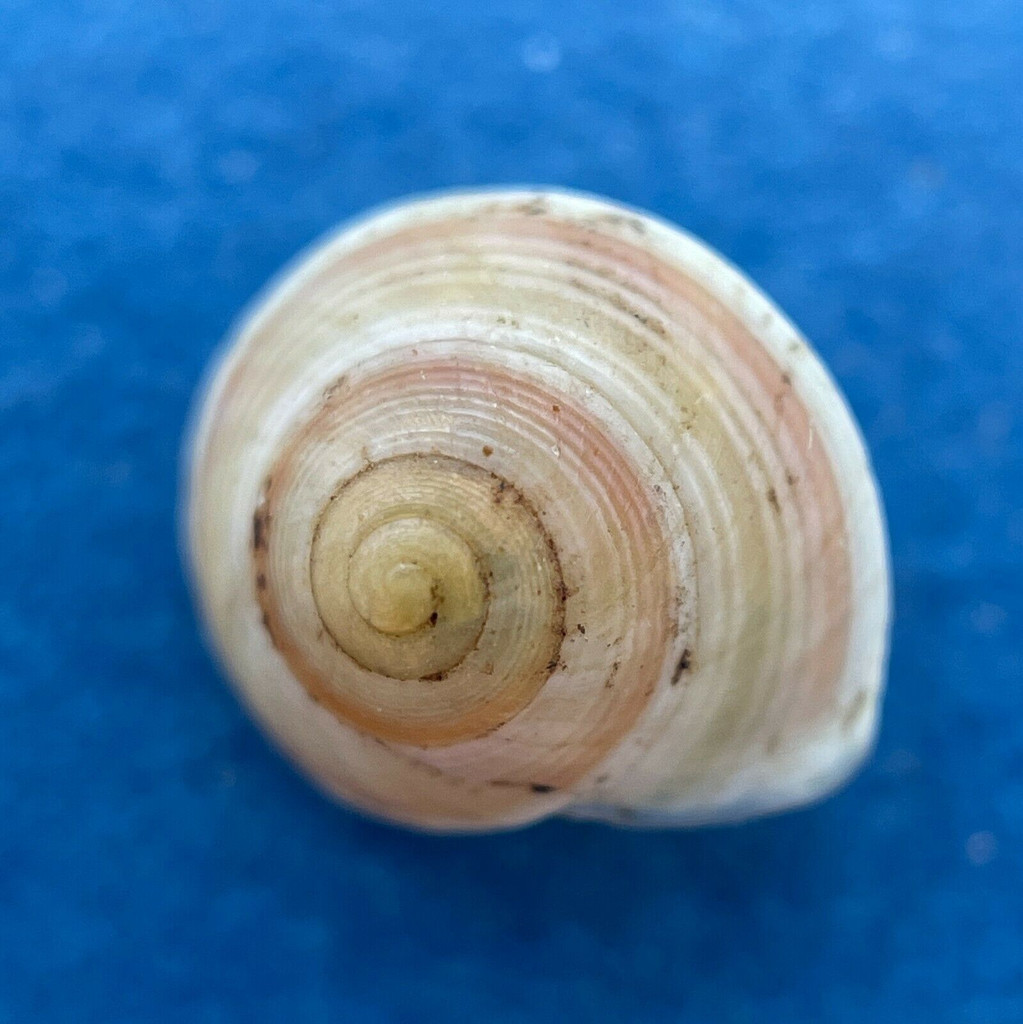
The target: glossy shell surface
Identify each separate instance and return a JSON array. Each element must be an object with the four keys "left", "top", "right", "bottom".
[{"left": 185, "top": 189, "right": 891, "bottom": 831}]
